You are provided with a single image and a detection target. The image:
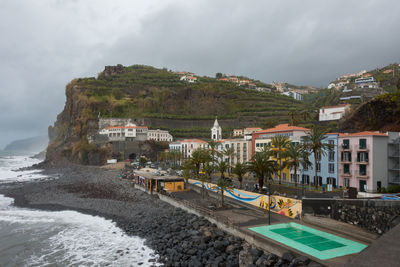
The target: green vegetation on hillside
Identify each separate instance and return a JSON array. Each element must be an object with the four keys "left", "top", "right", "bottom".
[{"left": 74, "top": 65, "right": 310, "bottom": 137}]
